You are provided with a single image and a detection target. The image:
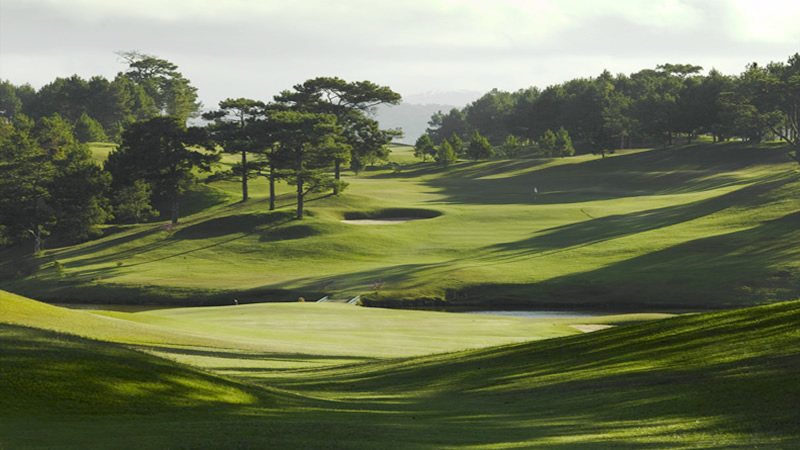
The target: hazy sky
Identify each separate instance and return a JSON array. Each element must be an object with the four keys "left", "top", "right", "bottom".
[{"left": 1, "top": 0, "right": 799, "bottom": 107}]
